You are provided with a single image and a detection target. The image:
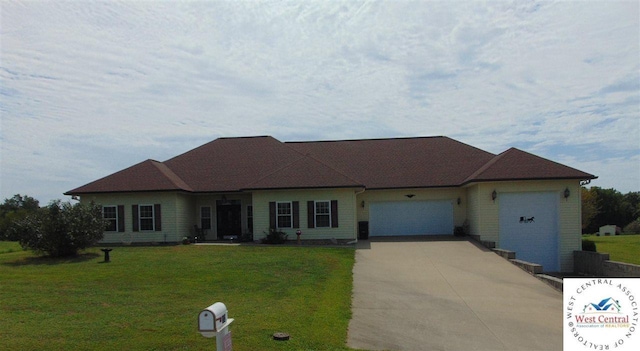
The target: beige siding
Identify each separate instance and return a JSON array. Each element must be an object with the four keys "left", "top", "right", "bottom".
[
  {"left": 252, "top": 188, "right": 358, "bottom": 240},
  {"left": 466, "top": 185, "right": 480, "bottom": 237},
  {"left": 175, "top": 193, "right": 196, "bottom": 241},
  {"left": 356, "top": 188, "right": 467, "bottom": 228},
  {"left": 464, "top": 180, "right": 582, "bottom": 272},
  {"left": 81, "top": 192, "right": 185, "bottom": 244}
]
